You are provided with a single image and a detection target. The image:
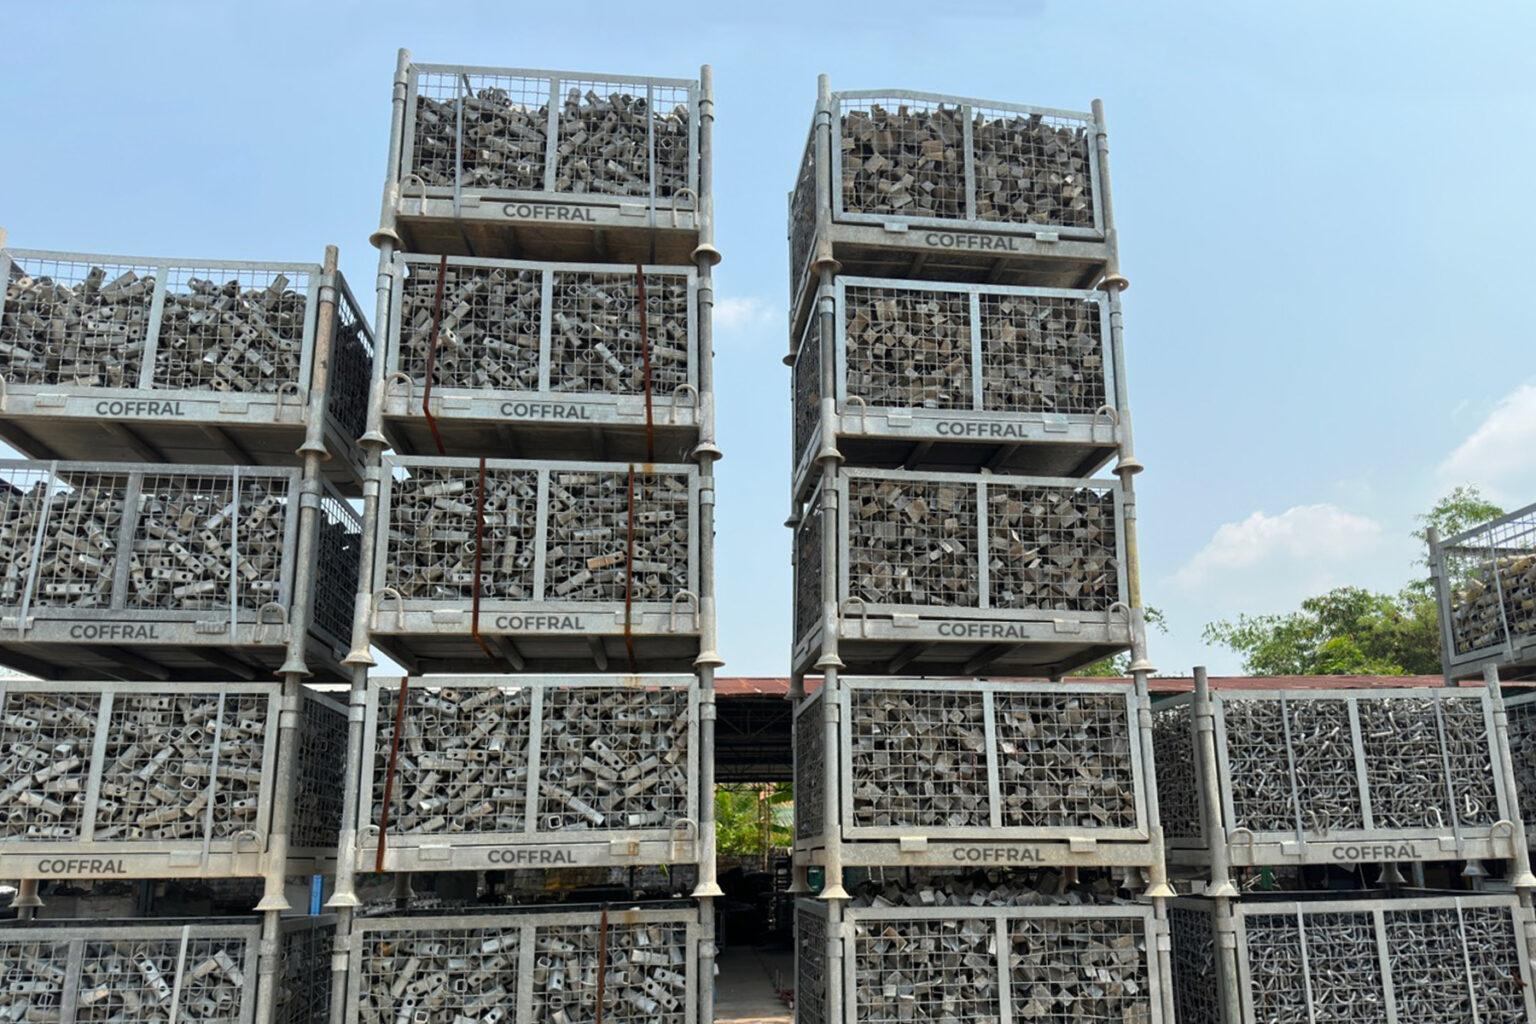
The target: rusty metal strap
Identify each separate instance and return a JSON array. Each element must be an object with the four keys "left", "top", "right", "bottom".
[
  {"left": 635, "top": 265, "right": 656, "bottom": 462},
  {"left": 471, "top": 456, "right": 496, "bottom": 662},
  {"left": 375, "top": 675, "right": 411, "bottom": 873},
  {"left": 421, "top": 255, "right": 450, "bottom": 455},
  {"left": 623, "top": 464, "right": 638, "bottom": 673}
]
